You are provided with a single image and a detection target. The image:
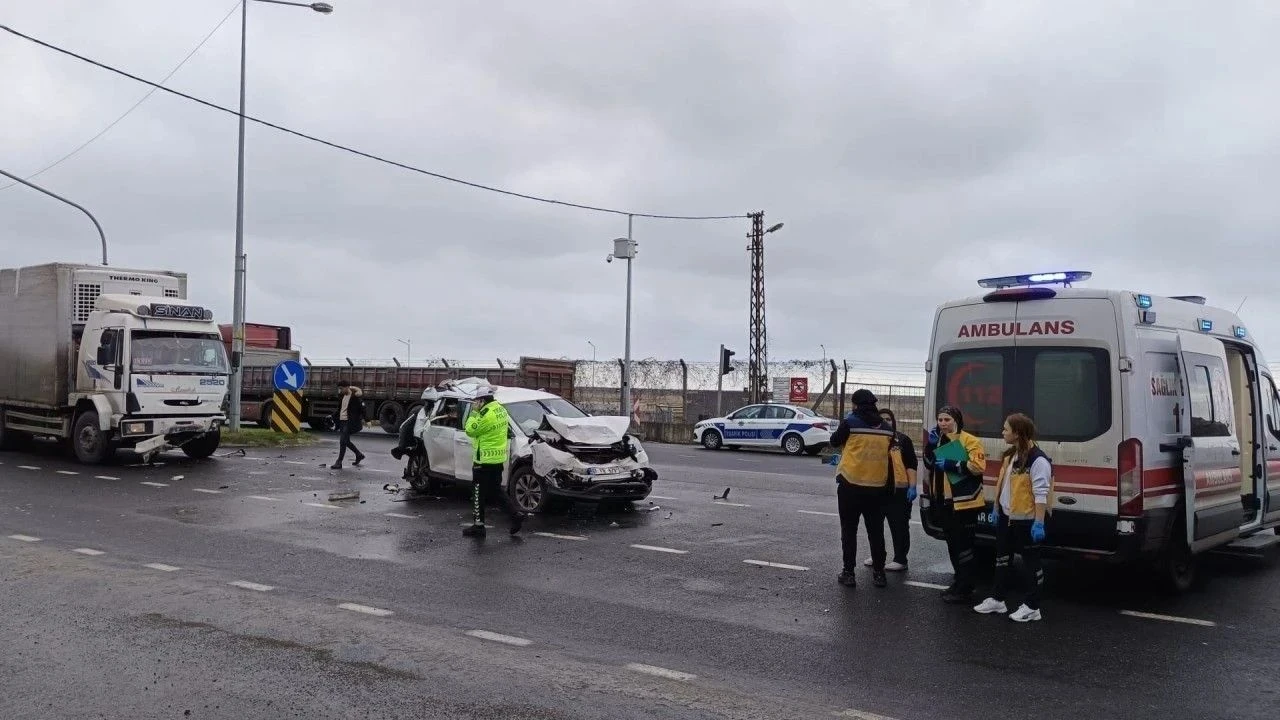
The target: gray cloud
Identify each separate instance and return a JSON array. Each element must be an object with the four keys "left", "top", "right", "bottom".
[{"left": 3, "top": 0, "right": 1280, "bottom": 376}]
